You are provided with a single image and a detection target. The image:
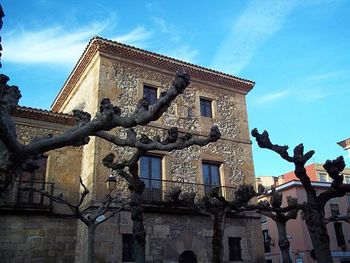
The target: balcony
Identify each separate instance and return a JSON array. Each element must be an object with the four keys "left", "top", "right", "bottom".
[
  {"left": 140, "top": 177, "right": 236, "bottom": 203},
  {"left": 1, "top": 180, "right": 54, "bottom": 211}
]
